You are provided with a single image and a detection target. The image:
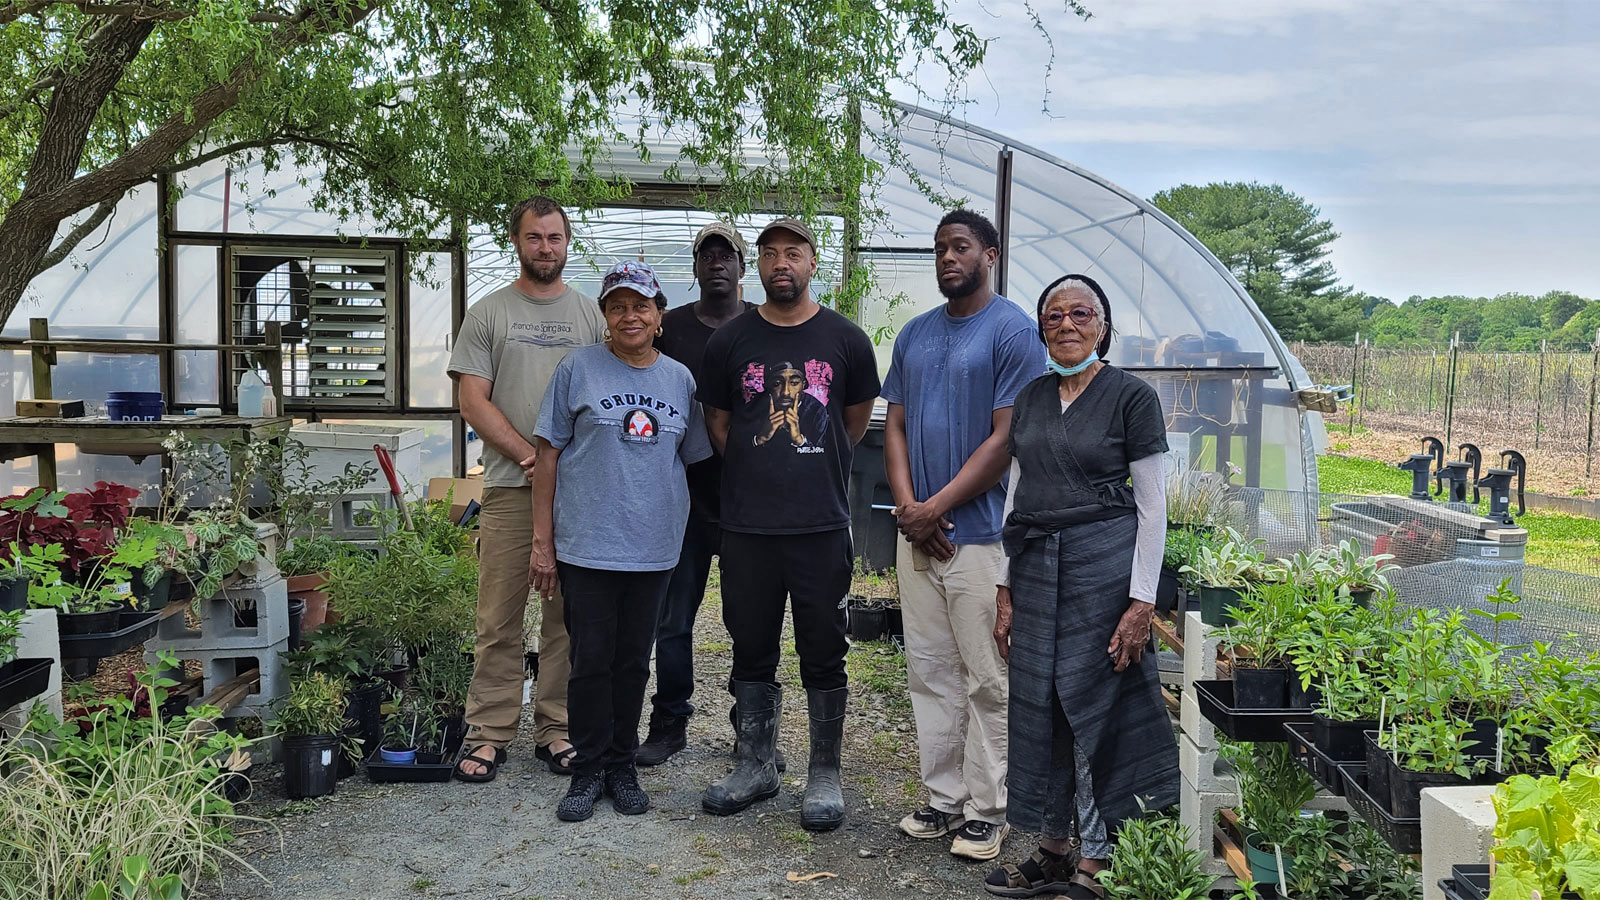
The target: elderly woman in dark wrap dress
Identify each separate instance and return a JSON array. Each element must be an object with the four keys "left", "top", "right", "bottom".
[{"left": 983, "top": 274, "right": 1177, "bottom": 899}]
